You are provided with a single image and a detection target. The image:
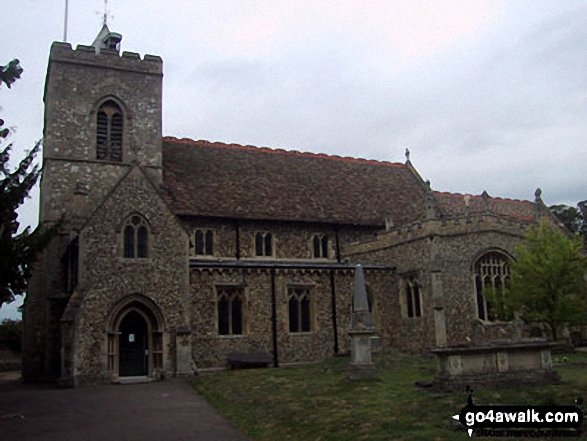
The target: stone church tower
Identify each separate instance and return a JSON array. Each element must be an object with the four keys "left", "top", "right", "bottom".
[{"left": 23, "top": 27, "right": 167, "bottom": 381}]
